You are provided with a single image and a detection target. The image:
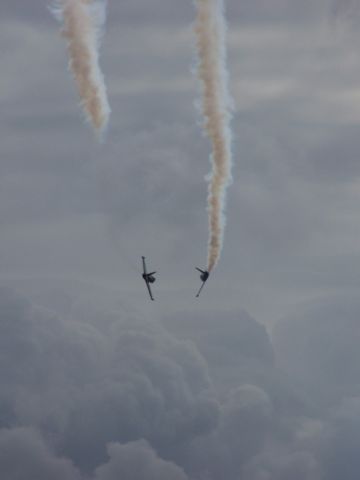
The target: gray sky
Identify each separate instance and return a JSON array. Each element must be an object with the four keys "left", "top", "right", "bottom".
[{"left": 1, "top": 1, "right": 360, "bottom": 479}]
